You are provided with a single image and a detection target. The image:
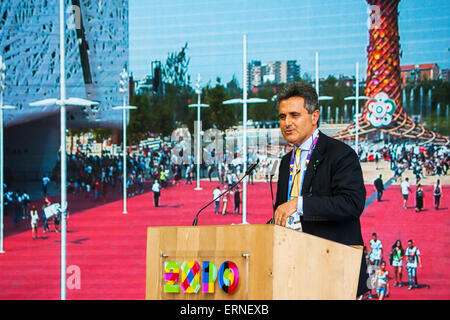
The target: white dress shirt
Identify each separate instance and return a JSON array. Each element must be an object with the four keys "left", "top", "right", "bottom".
[{"left": 287, "top": 129, "right": 319, "bottom": 231}]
